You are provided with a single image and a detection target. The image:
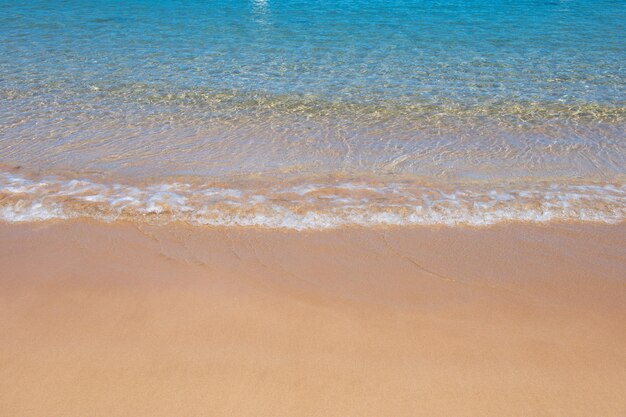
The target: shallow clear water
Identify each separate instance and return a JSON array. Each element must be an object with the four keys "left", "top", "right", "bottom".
[{"left": 1, "top": 0, "right": 625, "bottom": 227}]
